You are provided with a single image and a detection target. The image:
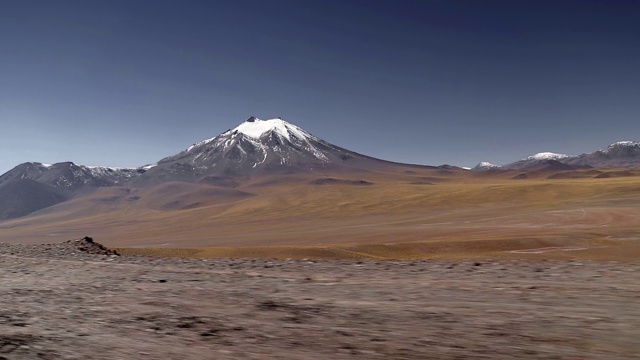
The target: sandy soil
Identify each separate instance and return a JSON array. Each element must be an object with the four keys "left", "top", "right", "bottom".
[{"left": 1, "top": 241, "right": 639, "bottom": 359}]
